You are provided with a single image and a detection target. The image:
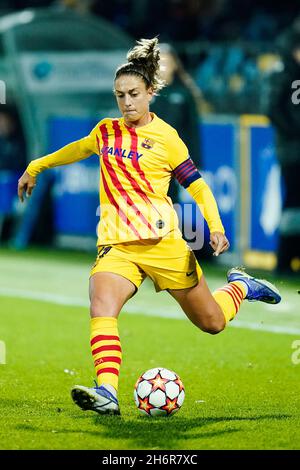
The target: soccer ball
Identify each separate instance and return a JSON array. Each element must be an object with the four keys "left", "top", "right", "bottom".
[{"left": 134, "top": 367, "right": 185, "bottom": 417}]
